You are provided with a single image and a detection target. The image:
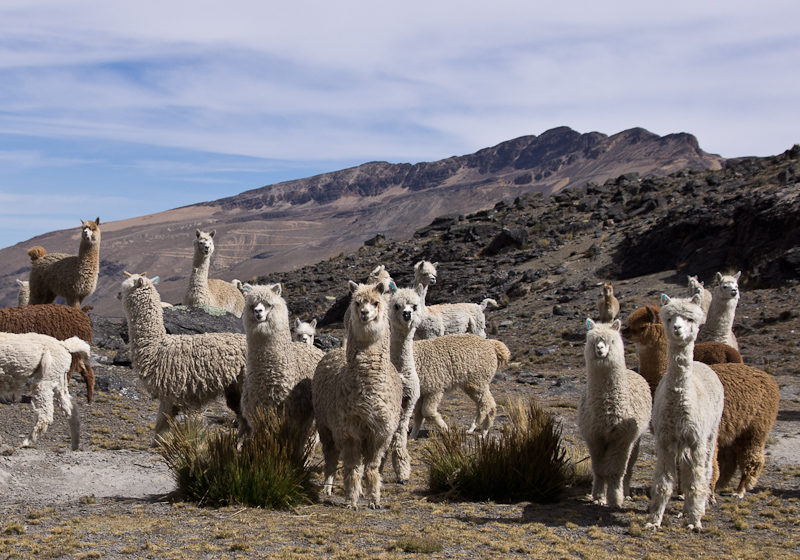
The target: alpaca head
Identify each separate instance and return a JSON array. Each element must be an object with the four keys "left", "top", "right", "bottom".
[
  {"left": 347, "top": 281, "right": 389, "bottom": 341},
  {"left": 622, "top": 305, "right": 664, "bottom": 346},
  {"left": 714, "top": 271, "right": 741, "bottom": 301},
  {"left": 194, "top": 229, "right": 216, "bottom": 257},
  {"left": 388, "top": 286, "right": 424, "bottom": 333},
  {"left": 585, "top": 318, "right": 624, "bottom": 365},
  {"left": 602, "top": 283, "right": 614, "bottom": 298},
  {"left": 367, "top": 265, "right": 394, "bottom": 292},
  {"left": 413, "top": 261, "right": 438, "bottom": 287},
  {"left": 119, "top": 272, "right": 162, "bottom": 317},
  {"left": 242, "top": 283, "right": 289, "bottom": 337},
  {"left": 687, "top": 275, "right": 705, "bottom": 297},
  {"left": 293, "top": 318, "right": 317, "bottom": 345},
  {"left": 659, "top": 294, "right": 704, "bottom": 347},
  {"left": 80, "top": 218, "right": 101, "bottom": 246}
]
